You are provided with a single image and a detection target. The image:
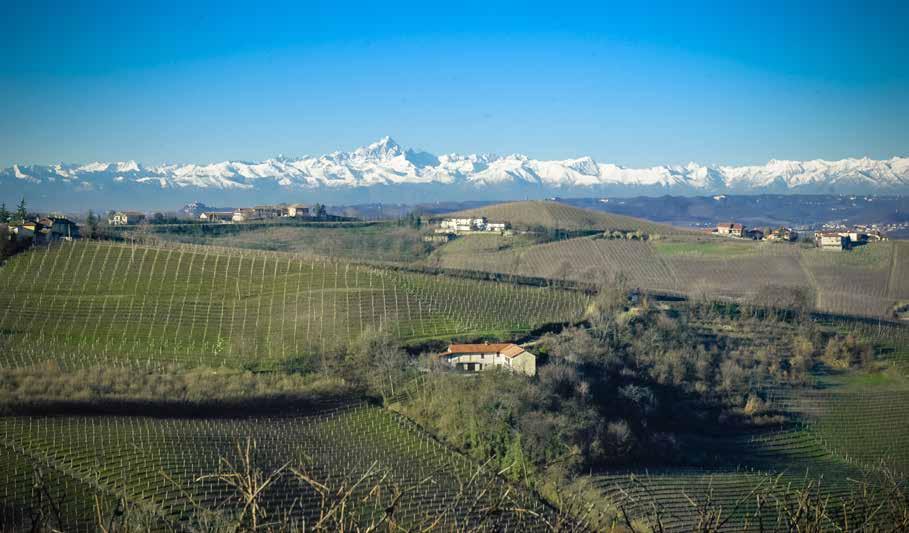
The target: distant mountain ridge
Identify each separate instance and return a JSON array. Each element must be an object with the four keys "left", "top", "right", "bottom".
[{"left": 3, "top": 137, "right": 908, "bottom": 209}]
